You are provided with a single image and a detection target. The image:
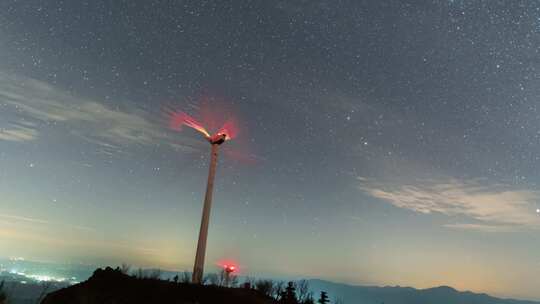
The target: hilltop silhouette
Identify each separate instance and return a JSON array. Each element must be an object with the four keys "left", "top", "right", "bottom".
[
  {"left": 37, "top": 267, "right": 540, "bottom": 304},
  {"left": 41, "top": 267, "right": 274, "bottom": 304},
  {"left": 40, "top": 267, "right": 336, "bottom": 304}
]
